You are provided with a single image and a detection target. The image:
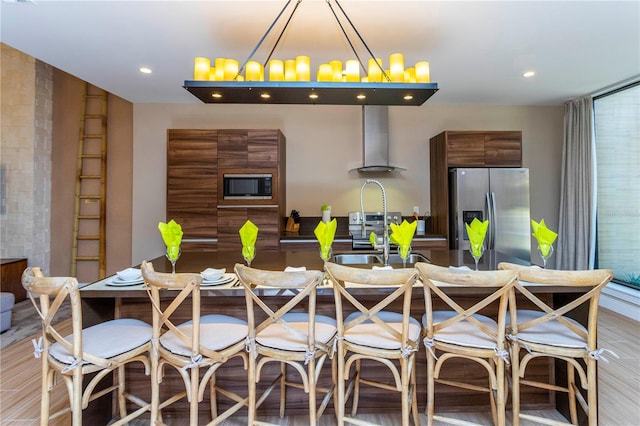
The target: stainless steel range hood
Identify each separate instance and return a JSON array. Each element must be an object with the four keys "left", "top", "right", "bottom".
[{"left": 353, "top": 106, "right": 405, "bottom": 173}]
